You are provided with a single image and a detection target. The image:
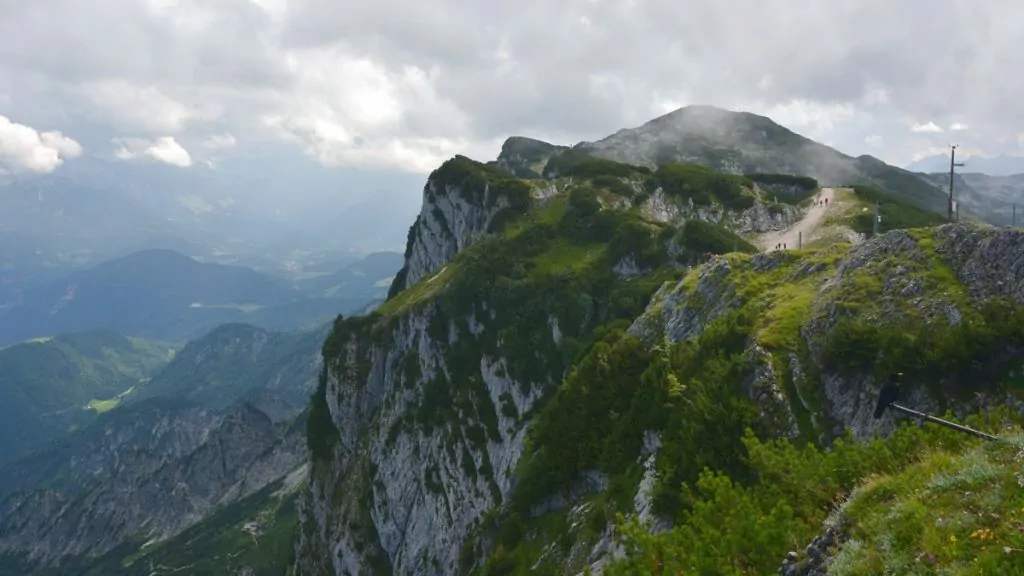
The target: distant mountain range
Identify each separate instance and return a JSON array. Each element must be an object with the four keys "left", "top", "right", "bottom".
[
  {"left": 0, "top": 320, "right": 324, "bottom": 573},
  {"left": 918, "top": 172, "right": 1024, "bottom": 226},
  {"left": 0, "top": 249, "right": 402, "bottom": 346},
  {"left": 906, "top": 153, "right": 1024, "bottom": 177},
  {"left": 0, "top": 153, "right": 422, "bottom": 288}
]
